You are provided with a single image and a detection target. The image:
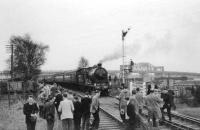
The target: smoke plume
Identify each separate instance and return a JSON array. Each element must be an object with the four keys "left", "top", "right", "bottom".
[
  {"left": 99, "top": 32, "right": 173, "bottom": 63},
  {"left": 99, "top": 43, "right": 141, "bottom": 63},
  {"left": 143, "top": 32, "right": 173, "bottom": 55}
]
